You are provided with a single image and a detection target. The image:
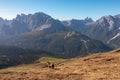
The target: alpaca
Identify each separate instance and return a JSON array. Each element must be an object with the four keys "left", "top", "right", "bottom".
[{"left": 47, "top": 61, "right": 54, "bottom": 69}]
